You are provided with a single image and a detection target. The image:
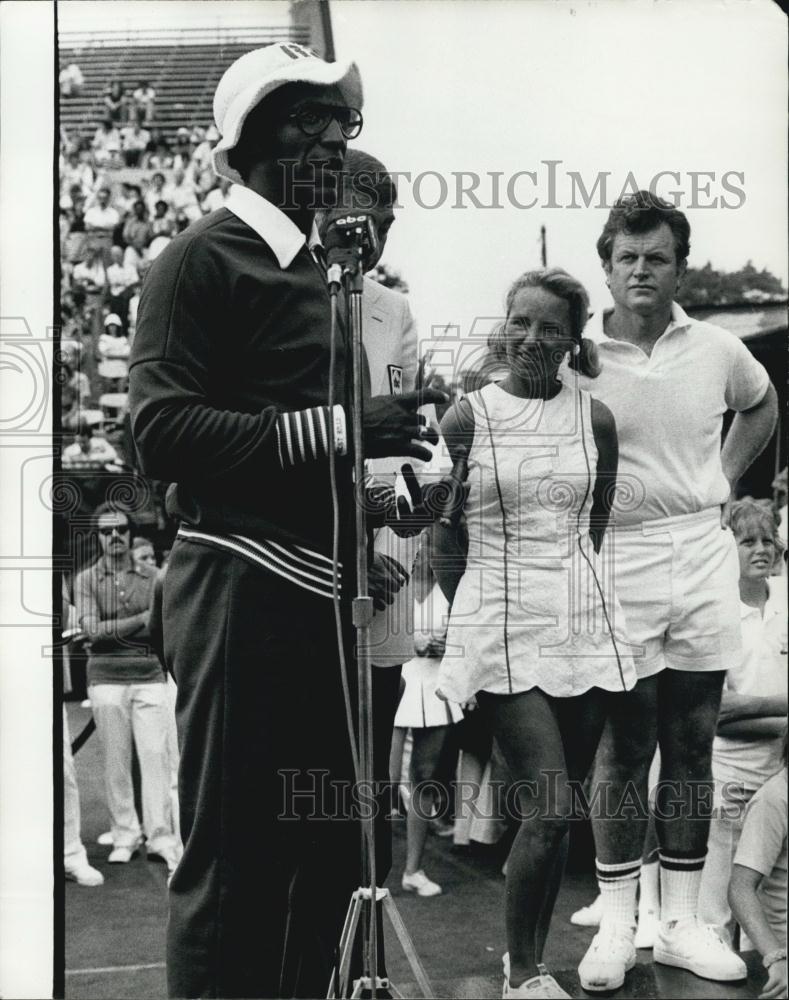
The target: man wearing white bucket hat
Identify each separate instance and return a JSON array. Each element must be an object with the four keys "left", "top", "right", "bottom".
[{"left": 129, "top": 43, "right": 445, "bottom": 998}]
